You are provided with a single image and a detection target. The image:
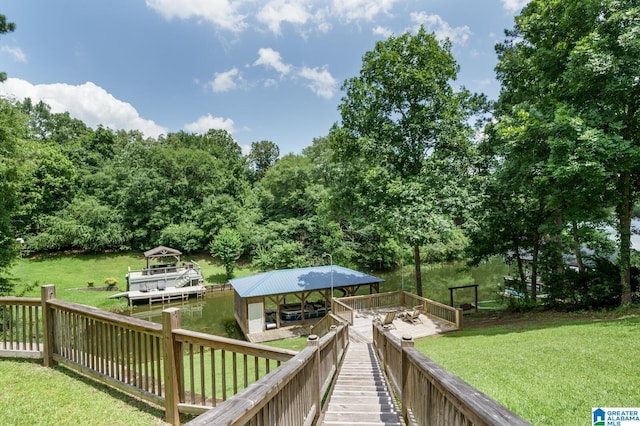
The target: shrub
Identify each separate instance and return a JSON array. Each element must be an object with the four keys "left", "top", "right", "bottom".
[
  {"left": 104, "top": 277, "right": 118, "bottom": 287},
  {"left": 543, "top": 258, "right": 623, "bottom": 310}
]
